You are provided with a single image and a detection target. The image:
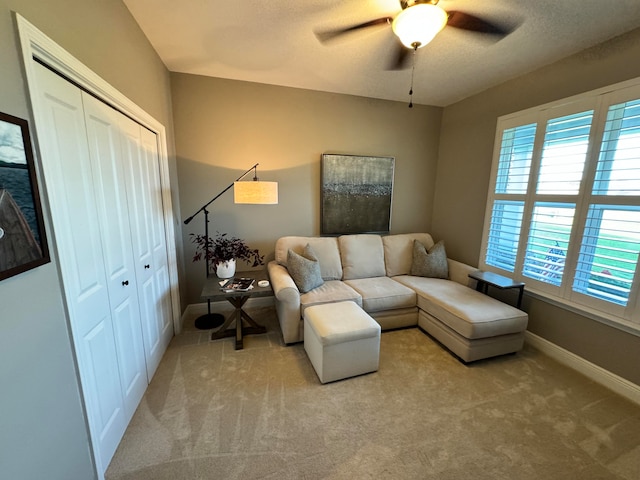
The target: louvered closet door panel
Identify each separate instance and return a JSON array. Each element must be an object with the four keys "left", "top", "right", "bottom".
[
  {"left": 119, "top": 117, "right": 172, "bottom": 379},
  {"left": 33, "top": 63, "right": 126, "bottom": 473},
  {"left": 82, "top": 93, "right": 148, "bottom": 421}
]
